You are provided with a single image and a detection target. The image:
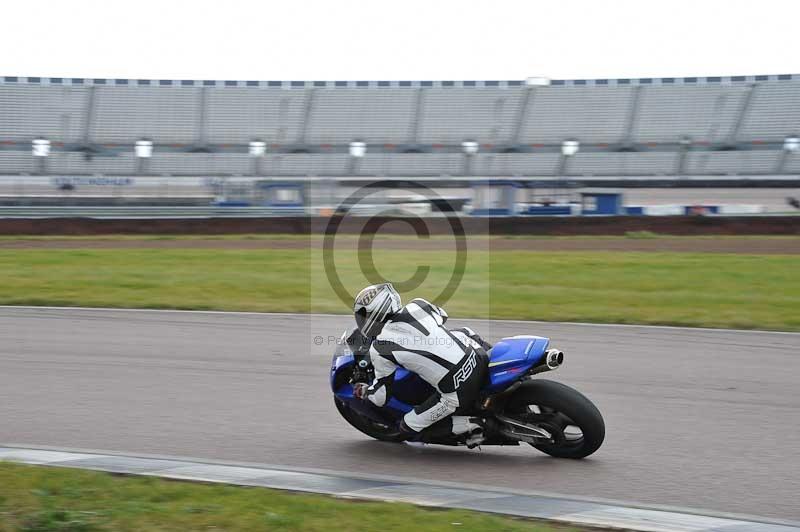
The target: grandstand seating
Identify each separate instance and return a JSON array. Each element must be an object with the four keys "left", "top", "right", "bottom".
[
  {"left": 206, "top": 87, "right": 308, "bottom": 144},
  {"left": 684, "top": 150, "right": 781, "bottom": 175},
  {"left": 269, "top": 154, "right": 350, "bottom": 176},
  {"left": 0, "top": 150, "right": 36, "bottom": 173},
  {"left": 479, "top": 153, "right": 561, "bottom": 176},
  {"left": 358, "top": 153, "right": 464, "bottom": 176},
  {"left": 1, "top": 76, "right": 799, "bottom": 177},
  {"left": 49, "top": 152, "right": 138, "bottom": 175},
  {"left": 90, "top": 86, "right": 201, "bottom": 144},
  {"left": 519, "top": 85, "right": 632, "bottom": 144},
  {"left": 148, "top": 153, "right": 252, "bottom": 175},
  {"left": 417, "top": 88, "right": 524, "bottom": 144},
  {"left": 632, "top": 85, "right": 751, "bottom": 144},
  {"left": 308, "top": 89, "right": 416, "bottom": 144},
  {"left": 784, "top": 151, "right": 800, "bottom": 173},
  {"left": 568, "top": 152, "right": 678, "bottom": 176},
  {"left": 0, "top": 84, "right": 87, "bottom": 143},
  {"left": 737, "top": 81, "right": 800, "bottom": 142}
]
